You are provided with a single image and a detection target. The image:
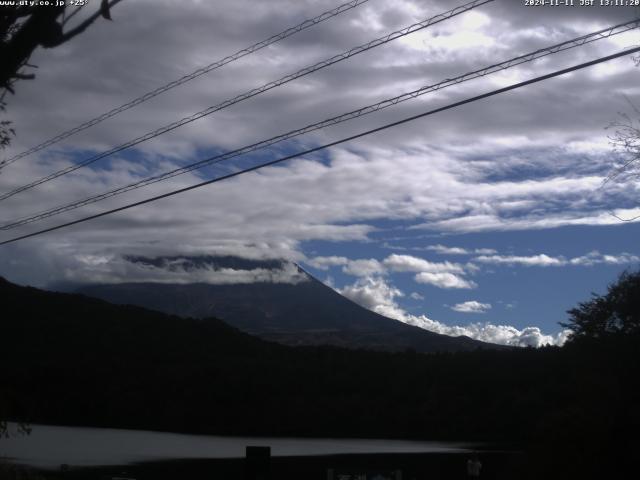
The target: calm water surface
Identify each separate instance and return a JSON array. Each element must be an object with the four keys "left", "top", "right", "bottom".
[{"left": 0, "top": 424, "right": 471, "bottom": 469}]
